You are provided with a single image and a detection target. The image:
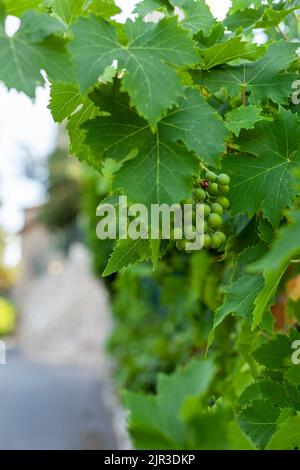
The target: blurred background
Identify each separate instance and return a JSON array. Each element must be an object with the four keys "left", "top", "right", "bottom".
[{"left": 0, "top": 0, "right": 229, "bottom": 451}]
